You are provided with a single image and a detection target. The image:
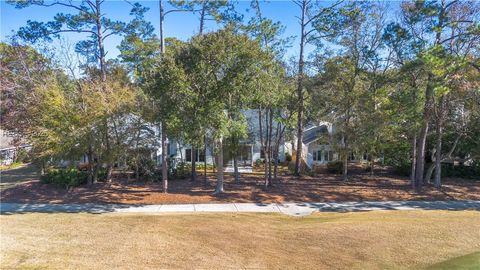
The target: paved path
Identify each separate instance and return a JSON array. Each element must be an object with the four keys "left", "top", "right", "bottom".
[{"left": 1, "top": 201, "right": 479, "bottom": 216}]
